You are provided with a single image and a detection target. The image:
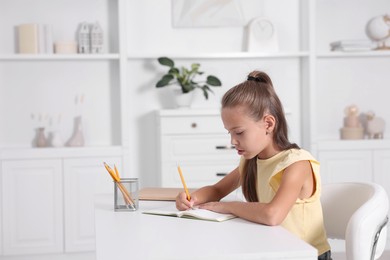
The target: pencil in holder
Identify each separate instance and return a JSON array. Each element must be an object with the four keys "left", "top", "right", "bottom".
[{"left": 114, "top": 178, "right": 139, "bottom": 211}]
